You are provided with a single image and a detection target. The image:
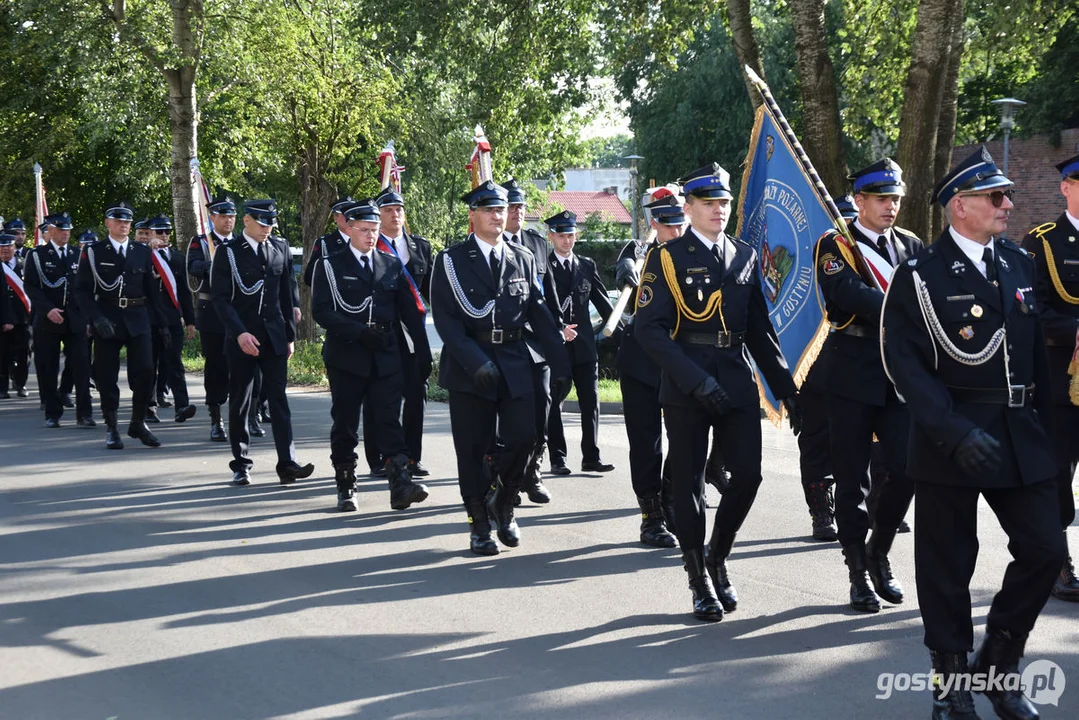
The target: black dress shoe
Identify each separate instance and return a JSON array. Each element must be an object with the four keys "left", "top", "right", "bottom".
[
  {"left": 127, "top": 422, "right": 161, "bottom": 447},
  {"left": 277, "top": 461, "right": 315, "bottom": 484},
  {"left": 174, "top": 405, "right": 197, "bottom": 423},
  {"left": 44, "top": 418, "right": 61, "bottom": 428},
  {"left": 61, "top": 394, "right": 74, "bottom": 408},
  {"left": 550, "top": 462, "right": 571, "bottom": 476},
  {"left": 409, "top": 460, "right": 430, "bottom": 477},
  {"left": 897, "top": 519, "right": 911, "bottom": 533},
  {"left": 249, "top": 418, "right": 265, "bottom": 437},
  {"left": 105, "top": 427, "right": 124, "bottom": 450},
  {"left": 76, "top": 416, "right": 97, "bottom": 427},
  {"left": 156, "top": 394, "right": 172, "bottom": 408},
  {"left": 16, "top": 387, "right": 28, "bottom": 398},
  {"left": 232, "top": 468, "right": 251, "bottom": 486},
  {"left": 581, "top": 460, "right": 615, "bottom": 473},
  {"left": 371, "top": 466, "right": 388, "bottom": 477},
  {"left": 145, "top": 407, "right": 161, "bottom": 423}
]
